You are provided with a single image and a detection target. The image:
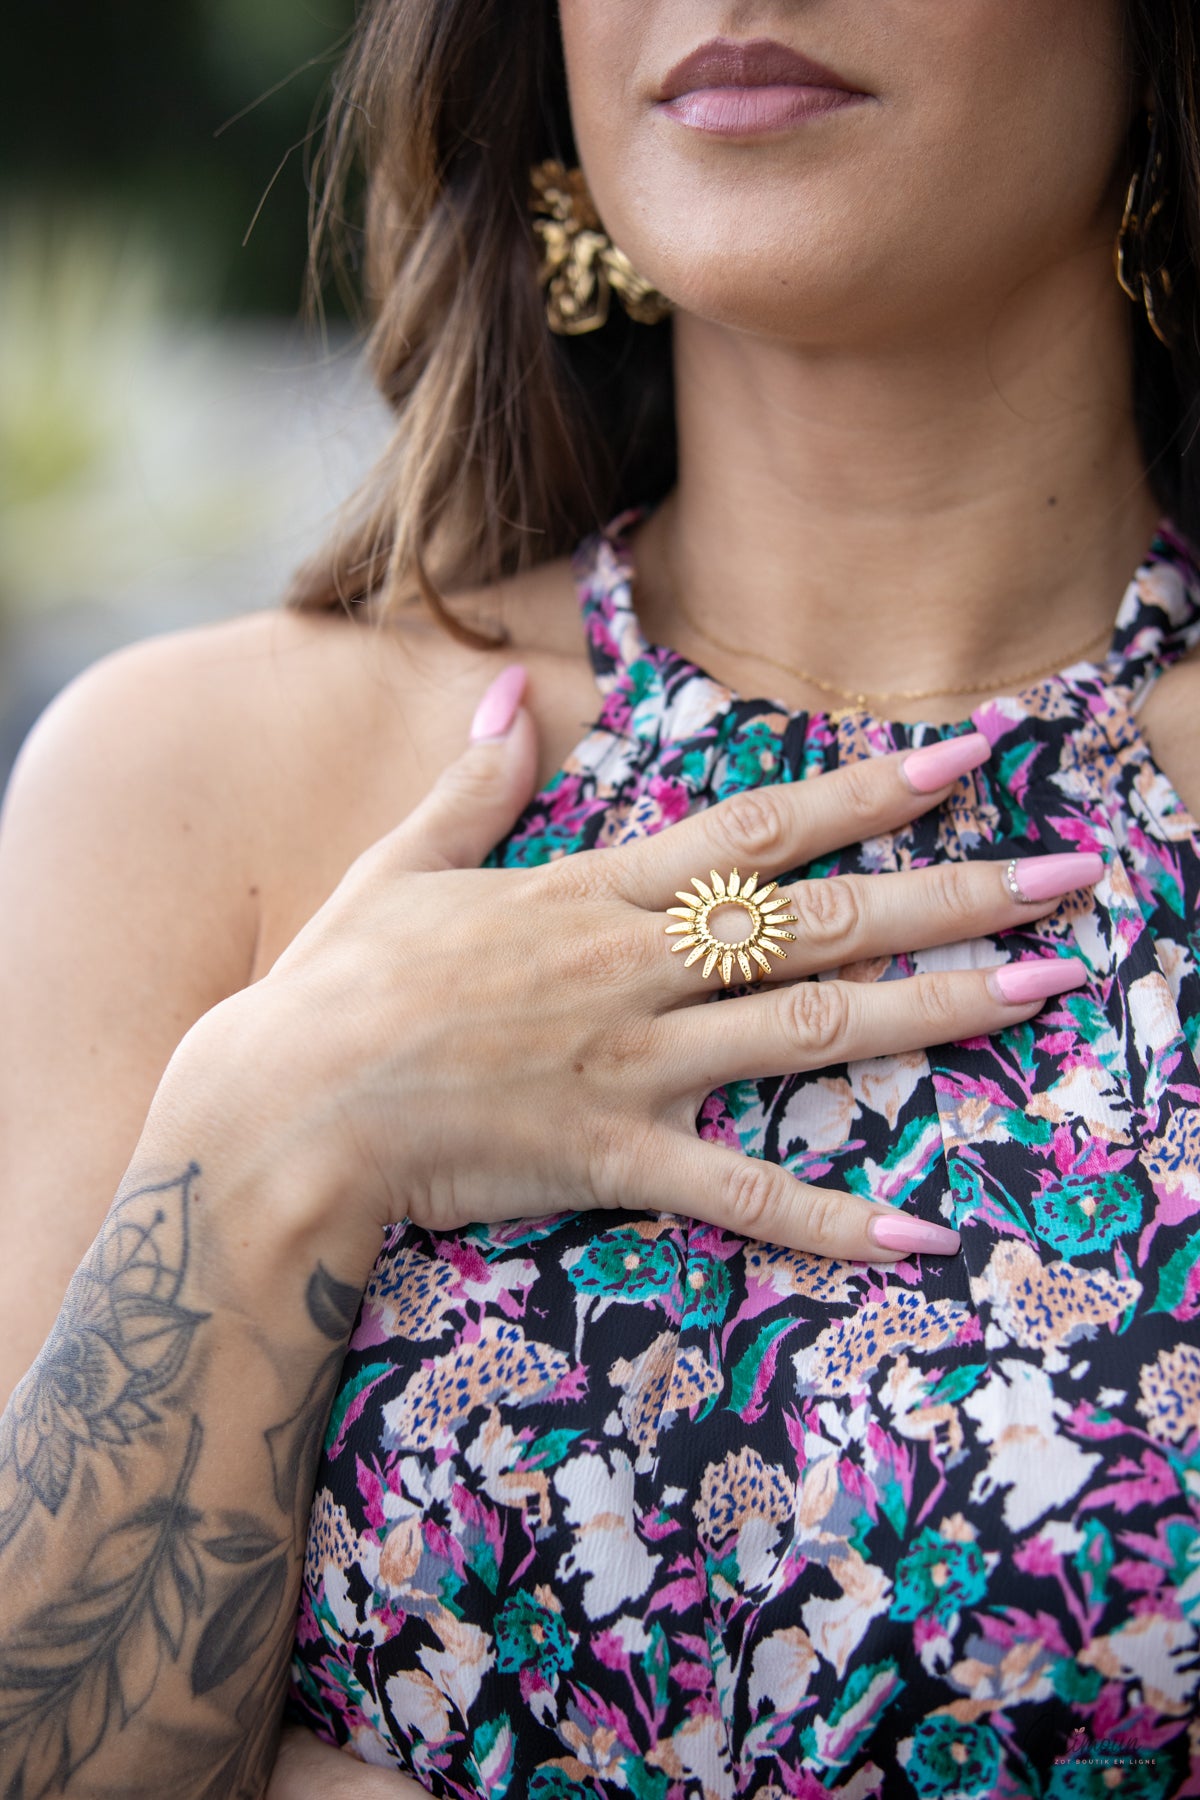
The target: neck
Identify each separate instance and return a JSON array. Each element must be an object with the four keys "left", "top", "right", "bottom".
[{"left": 633, "top": 251, "right": 1162, "bottom": 723}]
